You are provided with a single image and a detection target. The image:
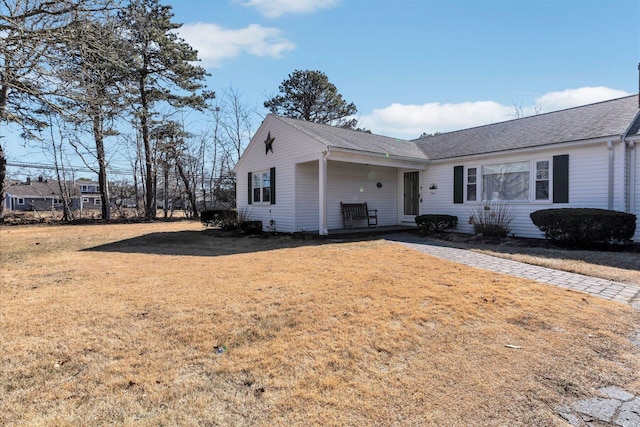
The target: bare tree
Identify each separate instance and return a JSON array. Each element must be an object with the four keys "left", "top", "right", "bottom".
[
  {"left": 220, "top": 86, "right": 254, "bottom": 167},
  {"left": 509, "top": 101, "right": 543, "bottom": 119},
  {"left": 0, "top": 0, "right": 114, "bottom": 219}
]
